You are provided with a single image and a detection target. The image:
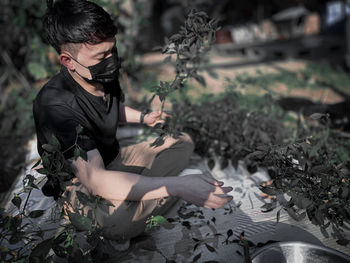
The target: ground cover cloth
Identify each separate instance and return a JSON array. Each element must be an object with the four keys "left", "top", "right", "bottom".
[{"left": 2, "top": 127, "right": 350, "bottom": 262}]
